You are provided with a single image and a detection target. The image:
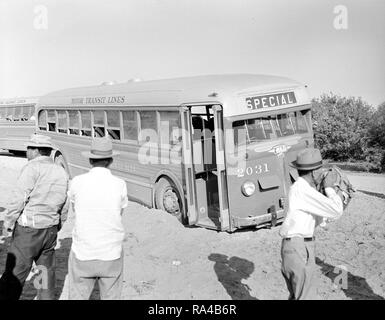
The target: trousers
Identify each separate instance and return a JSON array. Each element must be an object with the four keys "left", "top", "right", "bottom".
[
  {"left": 67, "top": 250, "right": 123, "bottom": 300},
  {"left": 281, "top": 237, "right": 317, "bottom": 300},
  {"left": 0, "top": 223, "right": 58, "bottom": 300}
]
